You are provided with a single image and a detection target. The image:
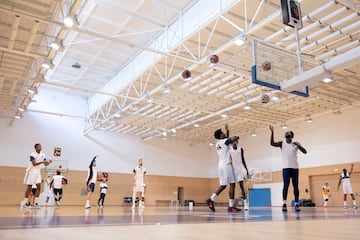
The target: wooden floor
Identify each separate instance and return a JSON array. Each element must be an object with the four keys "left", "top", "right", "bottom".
[{"left": 0, "top": 205, "right": 359, "bottom": 240}]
